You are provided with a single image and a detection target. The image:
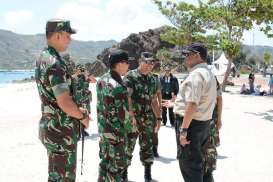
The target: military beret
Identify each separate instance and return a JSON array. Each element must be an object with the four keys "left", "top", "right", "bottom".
[{"left": 46, "top": 19, "right": 76, "bottom": 34}]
